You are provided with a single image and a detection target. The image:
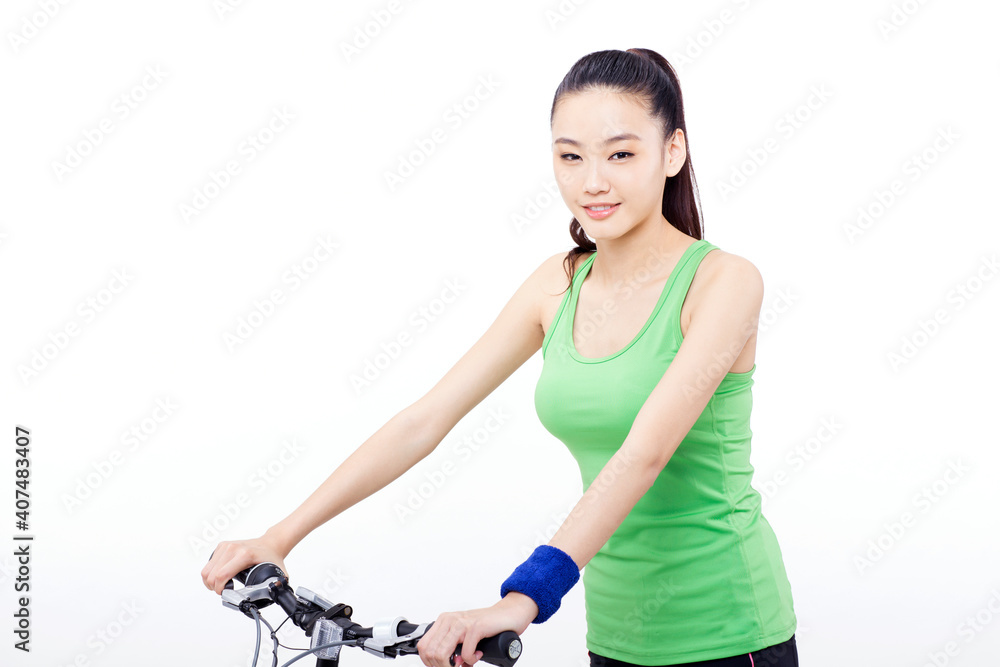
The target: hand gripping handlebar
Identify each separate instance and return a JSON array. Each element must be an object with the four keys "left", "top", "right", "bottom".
[{"left": 212, "top": 556, "right": 523, "bottom": 667}]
